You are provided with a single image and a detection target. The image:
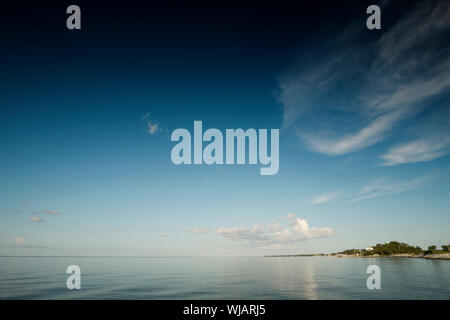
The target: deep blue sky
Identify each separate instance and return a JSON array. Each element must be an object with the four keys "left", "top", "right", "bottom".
[{"left": 1, "top": 0, "right": 449, "bottom": 256}]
